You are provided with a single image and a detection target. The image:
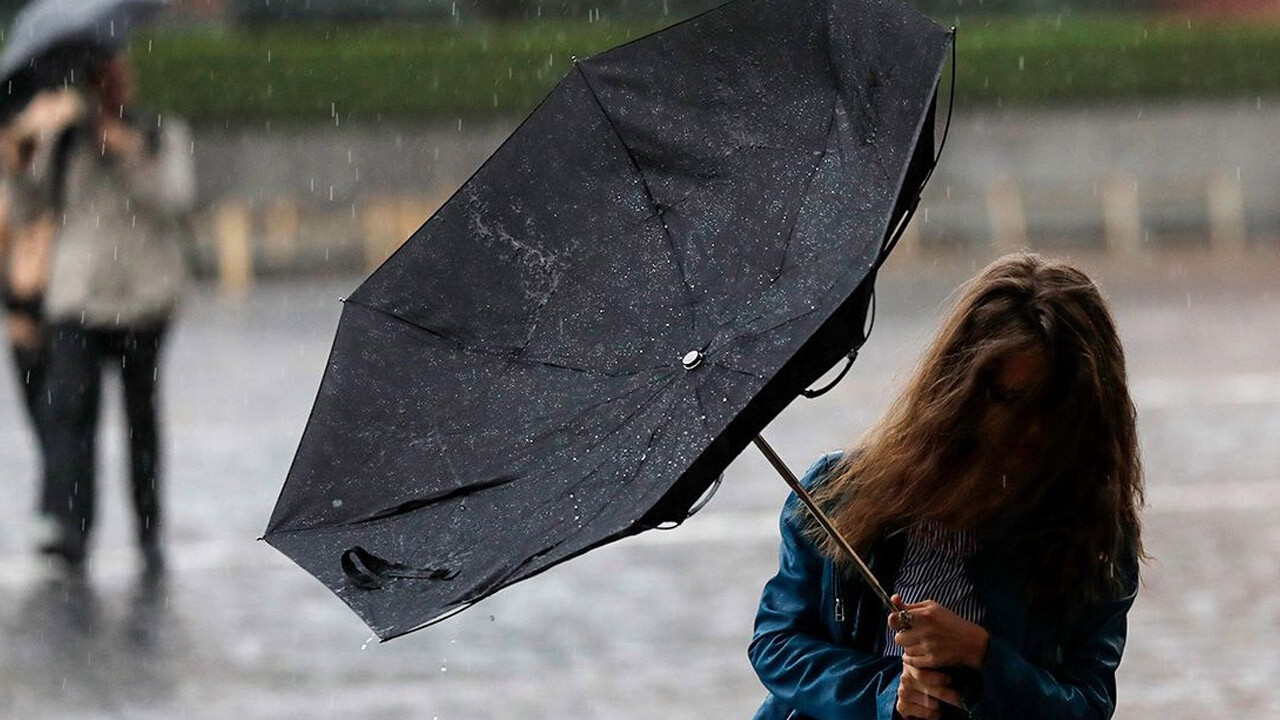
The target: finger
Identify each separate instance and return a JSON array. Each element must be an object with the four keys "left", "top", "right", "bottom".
[
  {"left": 902, "top": 651, "right": 943, "bottom": 669},
  {"left": 897, "top": 698, "right": 941, "bottom": 720},
  {"left": 909, "top": 667, "right": 952, "bottom": 687},
  {"left": 922, "top": 683, "right": 965, "bottom": 709},
  {"left": 899, "top": 669, "right": 941, "bottom": 708},
  {"left": 893, "top": 629, "right": 920, "bottom": 647}
]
